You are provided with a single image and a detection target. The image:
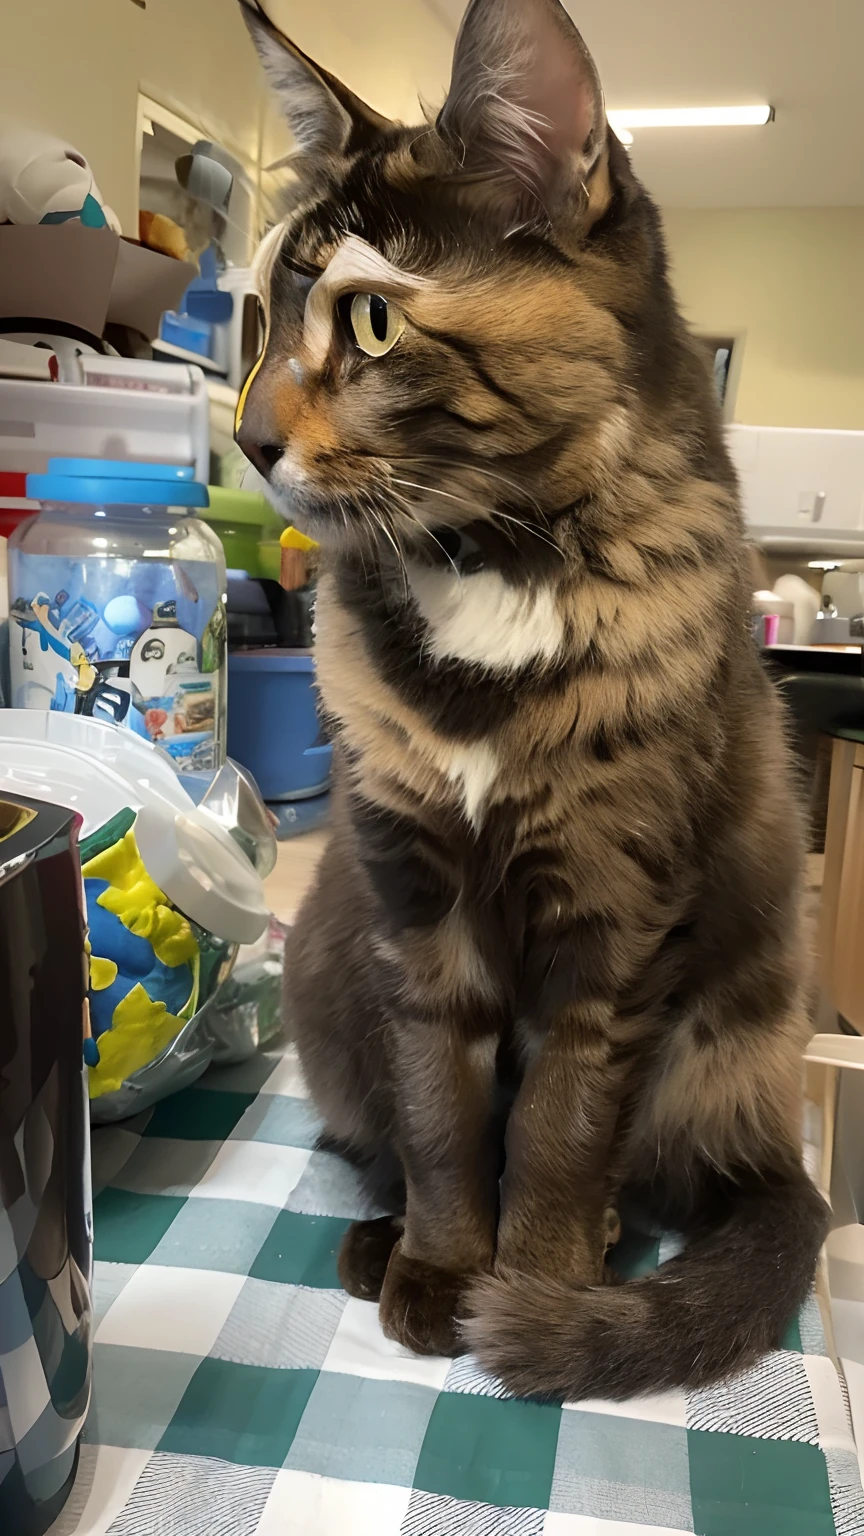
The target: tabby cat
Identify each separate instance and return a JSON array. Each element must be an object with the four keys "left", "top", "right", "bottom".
[{"left": 237, "top": 0, "right": 829, "bottom": 1400}]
